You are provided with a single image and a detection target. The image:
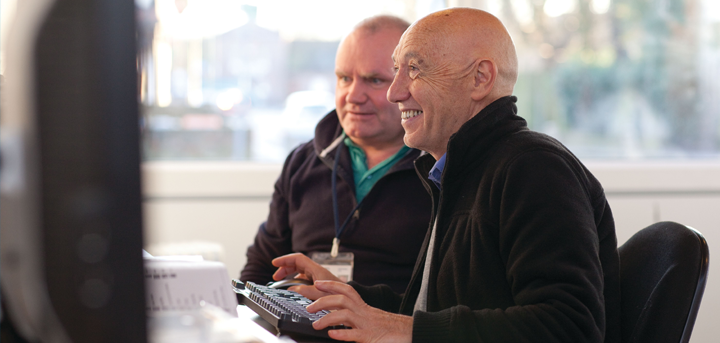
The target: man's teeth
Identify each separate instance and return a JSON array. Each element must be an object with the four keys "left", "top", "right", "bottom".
[{"left": 402, "top": 110, "right": 423, "bottom": 119}]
